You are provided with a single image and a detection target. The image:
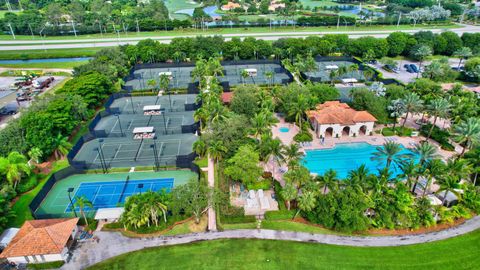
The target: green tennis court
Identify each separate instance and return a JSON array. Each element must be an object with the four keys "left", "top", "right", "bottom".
[
  {"left": 34, "top": 170, "right": 197, "bottom": 218},
  {"left": 304, "top": 60, "right": 367, "bottom": 82},
  {"left": 108, "top": 94, "right": 197, "bottom": 113}
]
